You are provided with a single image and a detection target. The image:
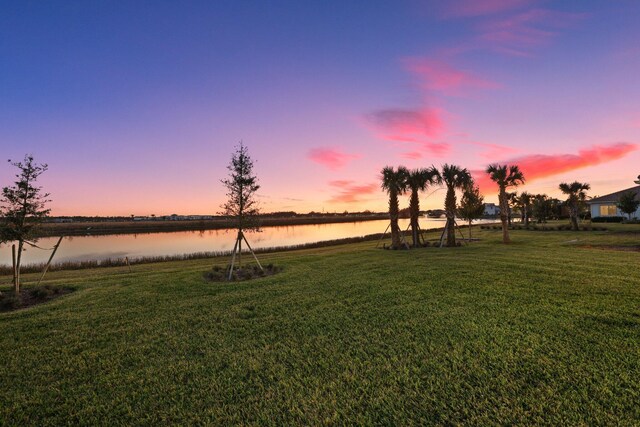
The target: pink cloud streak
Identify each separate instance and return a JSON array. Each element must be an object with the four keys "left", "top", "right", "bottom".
[
  {"left": 472, "top": 142, "right": 638, "bottom": 193},
  {"left": 308, "top": 147, "right": 360, "bottom": 171},
  {"left": 327, "top": 180, "right": 378, "bottom": 204},
  {"left": 477, "top": 9, "right": 587, "bottom": 56},
  {"left": 366, "top": 107, "right": 445, "bottom": 141},
  {"left": 404, "top": 58, "right": 500, "bottom": 96}
]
